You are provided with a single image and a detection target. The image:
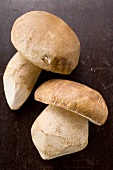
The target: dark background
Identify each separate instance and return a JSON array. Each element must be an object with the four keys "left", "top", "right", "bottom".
[{"left": 0, "top": 0, "right": 113, "bottom": 169}]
